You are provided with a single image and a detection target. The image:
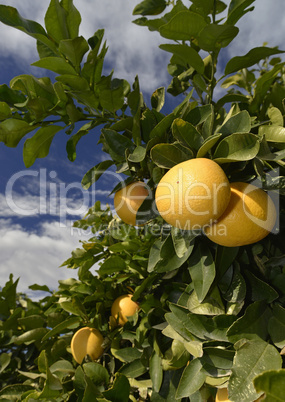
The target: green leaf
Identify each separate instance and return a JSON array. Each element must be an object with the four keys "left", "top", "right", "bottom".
[
  {"left": 0, "top": 385, "right": 34, "bottom": 399},
  {"left": 225, "top": 46, "right": 285, "bottom": 75},
  {"left": 227, "top": 301, "right": 271, "bottom": 343},
  {"left": 187, "top": 287, "right": 225, "bottom": 316},
  {"left": 103, "top": 373, "right": 130, "bottom": 402},
  {"left": 101, "top": 128, "right": 135, "bottom": 162},
  {"left": 254, "top": 369, "right": 285, "bottom": 402},
  {"left": 66, "top": 127, "right": 89, "bottom": 162},
  {"left": 149, "top": 112, "right": 175, "bottom": 139},
  {"left": 150, "top": 143, "right": 192, "bottom": 168},
  {"left": 42, "top": 316, "right": 81, "bottom": 342},
  {"left": 259, "top": 125, "right": 285, "bottom": 143},
  {"left": 218, "top": 110, "right": 251, "bottom": 136},
  {"left": 14, "top": 328, "right": 48, "bottom": 345},
  {"left": 59, "top": 36, "right": 89, "bottom": 69},
  {"left": 215, "top": 93, "right": 249, "bottom": 110},
  {"left": 0, "top": 119, "right": 35, "bottom": 147},
  {"left": 61, "top": 0, "right": 82, "bottom": 39},
  {"left": 268, "top": 106, "right": 284, "bottom": 126},
  {"left": 227, "top": 0, "right": 255, "bottom": 25},
  {"left": 172, "top": 118, "right": 204, "bottom": 151},
  {"left": 228, "top": 340, "right": 282, "bottom": 402},
  {"left": 176, "top": 358, "right": 206, "bottom": 399},
  {"left": 159, "top": 44, "right": 204, "bottom": 74},
  {"left": 197, "top": 133, "right": 222, "bottom": 158},
  {"left": 185, "top": 104, "right": 213, "bottom": 126},
  {"left": 171, "top": 227, "right": 197, "bottom": 258},
  {"left": 185, "top": 314, "right": 236, "bottom": 342},
  {"left": 128, "top": 145, "right": 146, "bottom": 162},
  {"left": 0, "top": 84, "right": 26, "bottom": 105},
  {"left": 81, "top": 160, "right": 113, "bottom": 190},
  {"left": 99, "top": 86, "right": 125, "bottom": 113},
  {"left": 268, "top": 304, "right": 285, "bottom": 349},
  {"left": 0, "top": 353, "right": 11, "bottom": 374},
  {"left": 213, "top": 133, "right": 260, "bottom": 163},
  {"left": 112, "top": 347, "right": 142, "bottom": 363},
  {"left": 151, "top": 87, "right": 165, "bottom": 112},
  {"left": 45, "top": 0, "right": 70, "bottom": 43},
  {"left": 0, "top": 101, "right": 11, "bottom": 120},
  {"left": 159, "top": 11, "right": 207, "bottom": 41},
  {"left": 198, "top": 24, "right": 239, "bottom": 51},
  {"left": 83, "top": 362, "right": 110, "bottom": 386},
  {"left": 245, "top": 270, "right": 278, "bottom": 303},
  {"left": 215, "top": 246, "right": 239, "bottom": 279},
  {"left": 133, "top": 0, "right": 167, "bottom": 16},
  {"left": 118, "top": 359, "right": 147, "bottom": 378},
  {"left": 0, "top": 5, "right": 57, "bottom": 54},
  {"left": 150, "top": 352, "right": 163, "bottom": 393},
  {"left": 23, "top": 125, "right": 62, "bottom": 167},
  {"left": 98, "top": 255, "right": 126, "bottom": 275},
  {"left": 32, "top": 57, "right": 77, "bottom": 75},
  {"left": 188, "top": 243, "right": 216, "bottom": 303}
]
